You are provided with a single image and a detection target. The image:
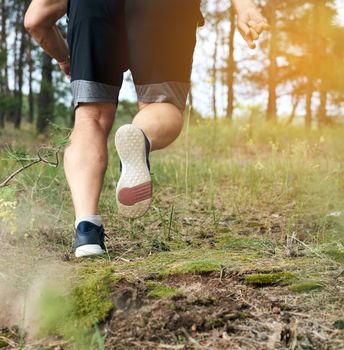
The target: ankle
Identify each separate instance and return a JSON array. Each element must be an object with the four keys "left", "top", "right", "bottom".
[{"left": 75, "top": 214, "right": 102, "bottom": 228}]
